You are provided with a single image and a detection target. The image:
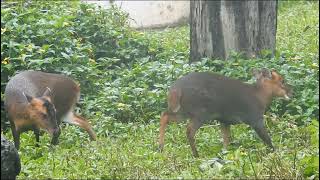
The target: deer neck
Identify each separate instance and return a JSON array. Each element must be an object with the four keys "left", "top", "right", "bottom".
[
  {"left": 254, "top": 84, "right": 273, "bottom": 110},
  {"left": 10, "top": 103, "right": 32, "bottom": 119}
]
